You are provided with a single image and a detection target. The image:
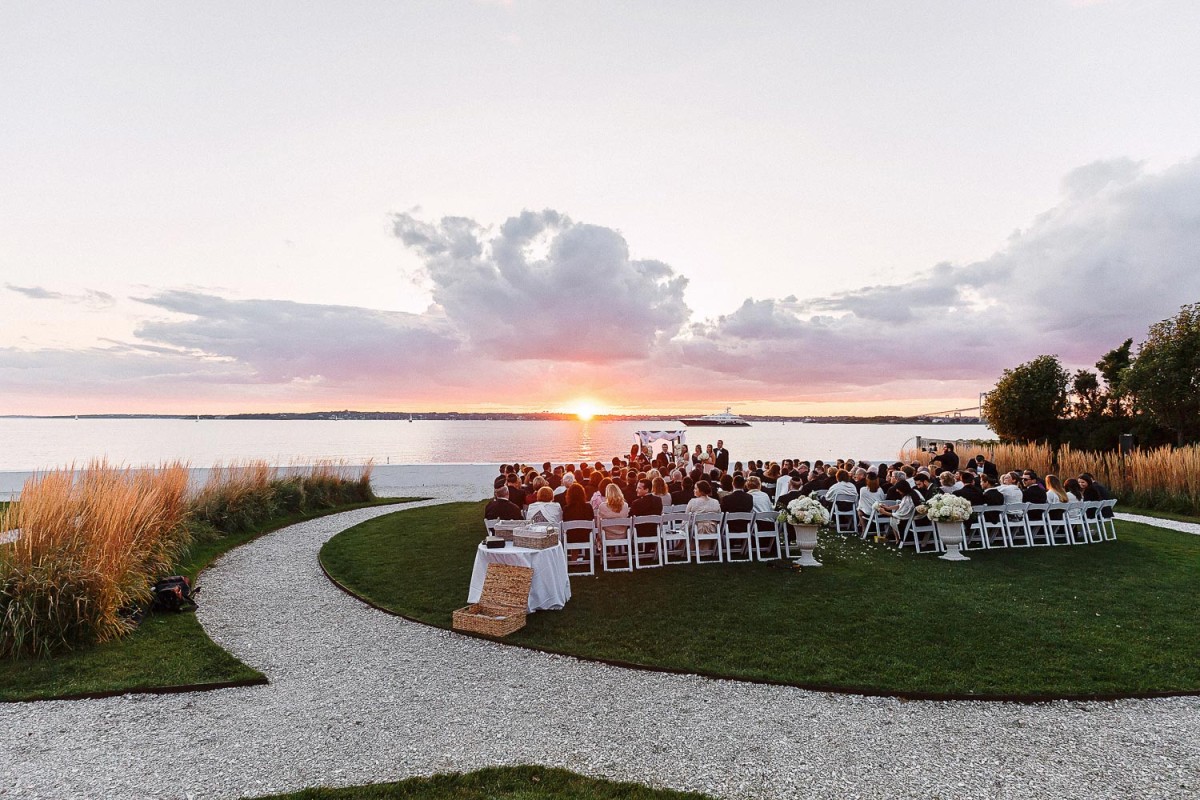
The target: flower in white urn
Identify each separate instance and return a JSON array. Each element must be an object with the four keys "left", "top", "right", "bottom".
[
  {"left": 778, "top": 495, "right": 831, "bottom": 526},
  {"left": 924, "top": 493, "right": 973, "bottom": 522}
]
